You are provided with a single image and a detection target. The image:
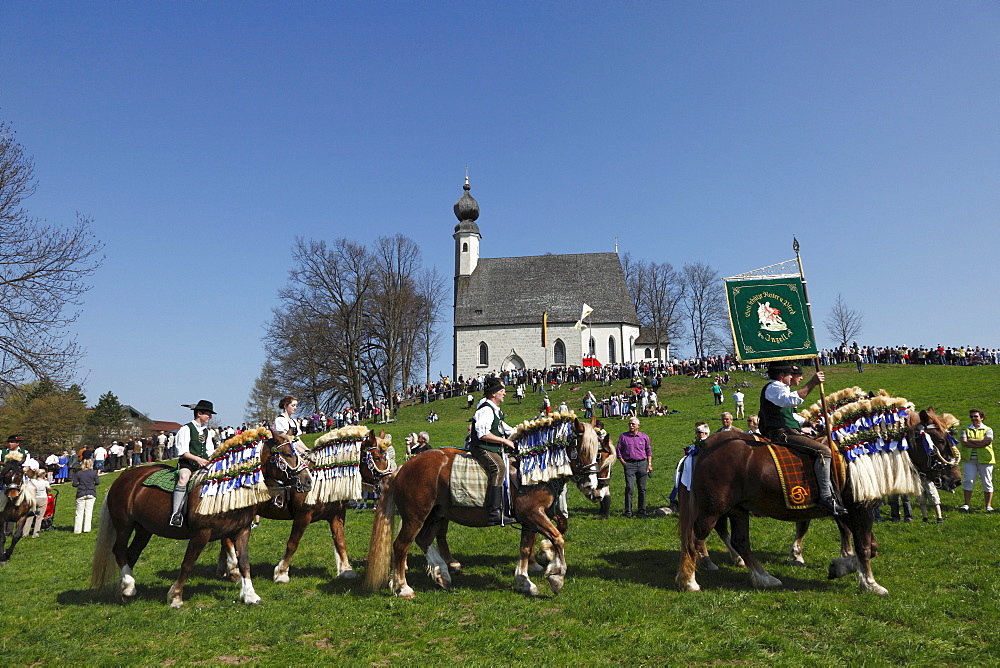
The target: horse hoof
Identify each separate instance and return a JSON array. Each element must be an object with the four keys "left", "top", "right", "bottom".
[
  {"left": 243, "top": 595, "right": 262, "bottom": 605},
  {"left": 169, "top": 599, "right": 183, "bottom": 609},
  {"left": 751, "top": 575, "right": 783, "bottom": 589},
  {"left": 273, "top": 573, "right": 290, "bottom": 584},
  {"left": 548, "top": 575, "right": 564, "bottom": 595},
  {"left": 789, "top": 558, "right": 806, "bottom": 567},
  {"left": 448, "top": 562, "right": 462, "bottom": 573},
  {"left": 339, "top": 569, "right": 358, "bottom": 580},
  {"left": 513, "top": 575, "right": 538, "bottom": 596},
  {"left": 395, "top": 585, "right": 415, "bottom": 599}
]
